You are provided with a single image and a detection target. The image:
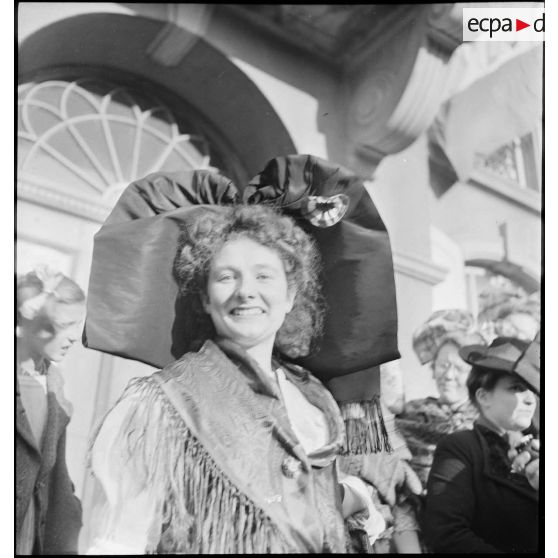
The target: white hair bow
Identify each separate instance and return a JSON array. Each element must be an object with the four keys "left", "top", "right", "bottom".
[{"left": 19, "top": 265, "right": 64, "bottom": 320}]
